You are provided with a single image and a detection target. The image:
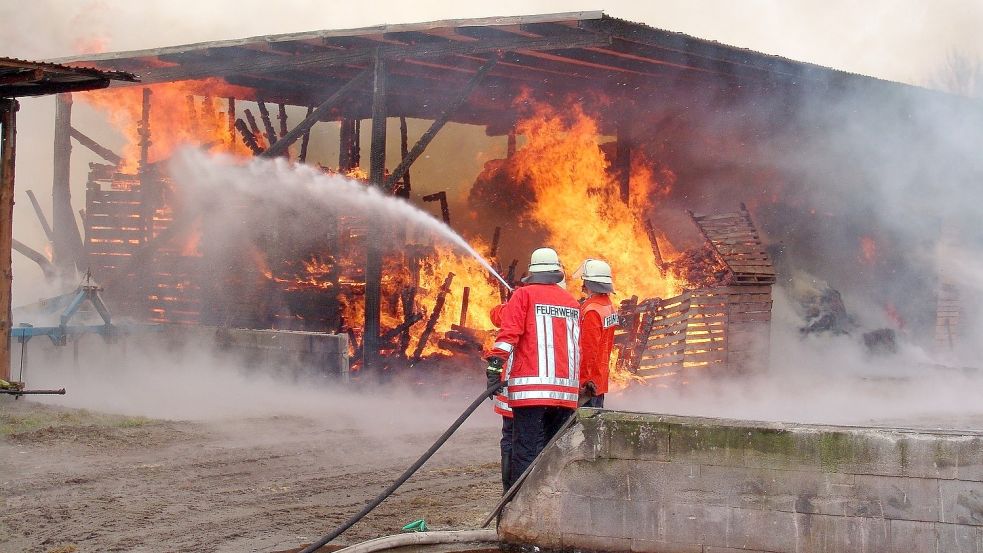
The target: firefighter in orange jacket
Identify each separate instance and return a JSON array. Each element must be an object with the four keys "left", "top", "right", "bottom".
[
  {"left": 488, "top": 303, "right": 514, "bottom": 493},
  {"left": 574, "top": 259, "right": 618, "bottom": 408},
  {"left": 485, "top": 247, "right": 580, "bottom": 488}
]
